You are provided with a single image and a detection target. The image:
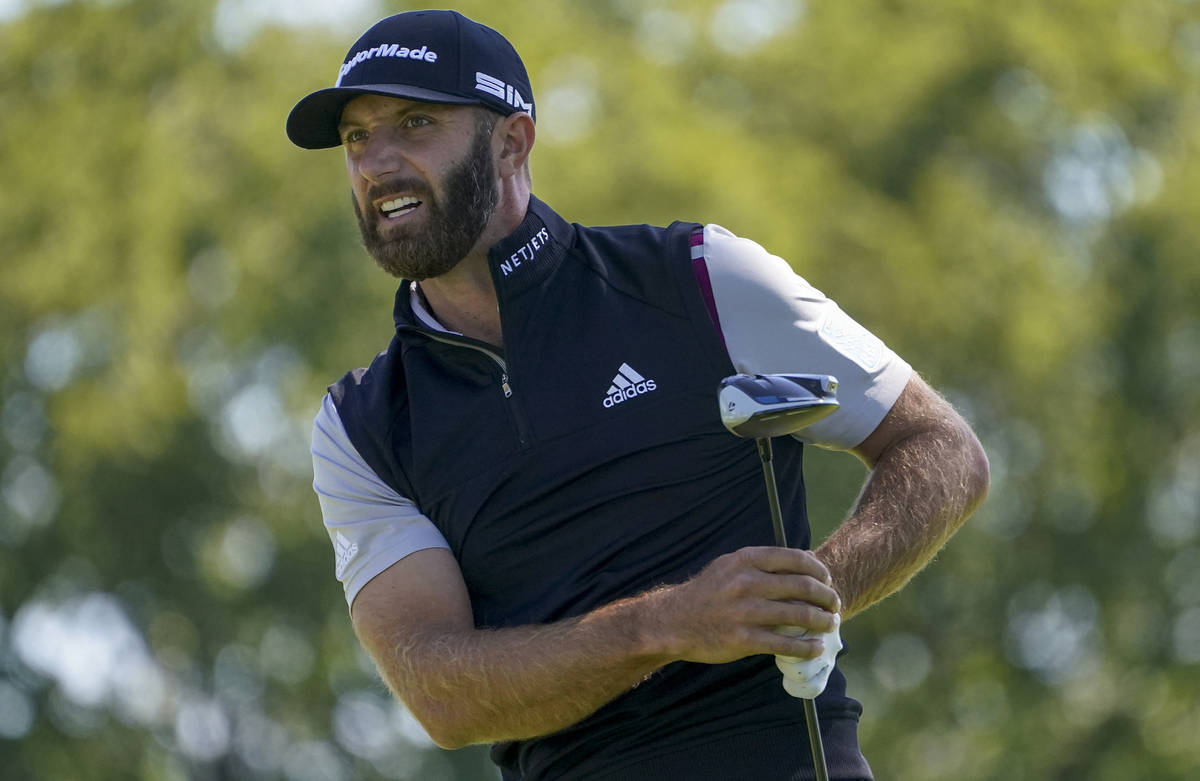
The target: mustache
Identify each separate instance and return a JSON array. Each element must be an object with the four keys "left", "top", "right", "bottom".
[{"left": 364, "top": 177, "right": 432, "bottom": 205}]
